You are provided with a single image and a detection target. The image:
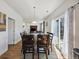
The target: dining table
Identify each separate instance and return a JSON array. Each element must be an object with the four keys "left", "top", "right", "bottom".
[{"left": 27, "top": 32, "right": 48, "bottom": 53}]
